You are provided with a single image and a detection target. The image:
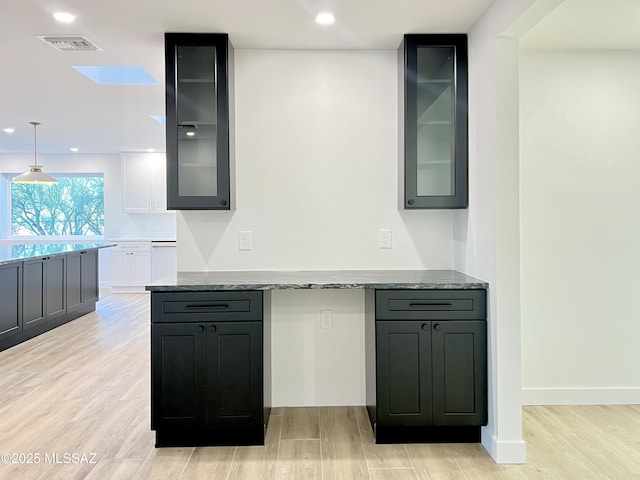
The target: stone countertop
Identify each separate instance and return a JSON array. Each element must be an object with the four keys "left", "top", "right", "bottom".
[
  {"left": 0, "top": 243, "right": 115, "bottom": 266},
  {"left": 146, "top": 269, "right": 488, "bottom": 291}
]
